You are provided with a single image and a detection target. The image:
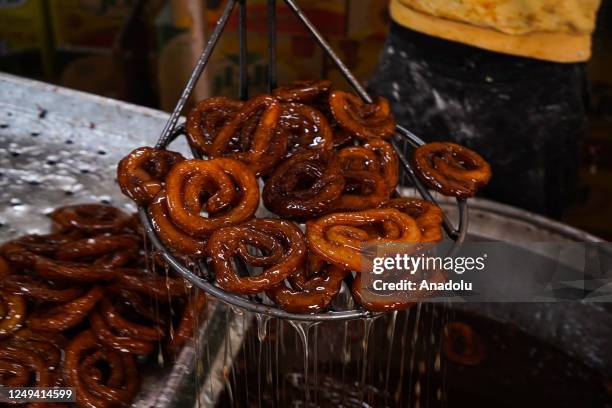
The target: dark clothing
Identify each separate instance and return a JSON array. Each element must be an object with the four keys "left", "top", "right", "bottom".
[{"left": 369, "top": 22, "right": 589, "bottom": 218}]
